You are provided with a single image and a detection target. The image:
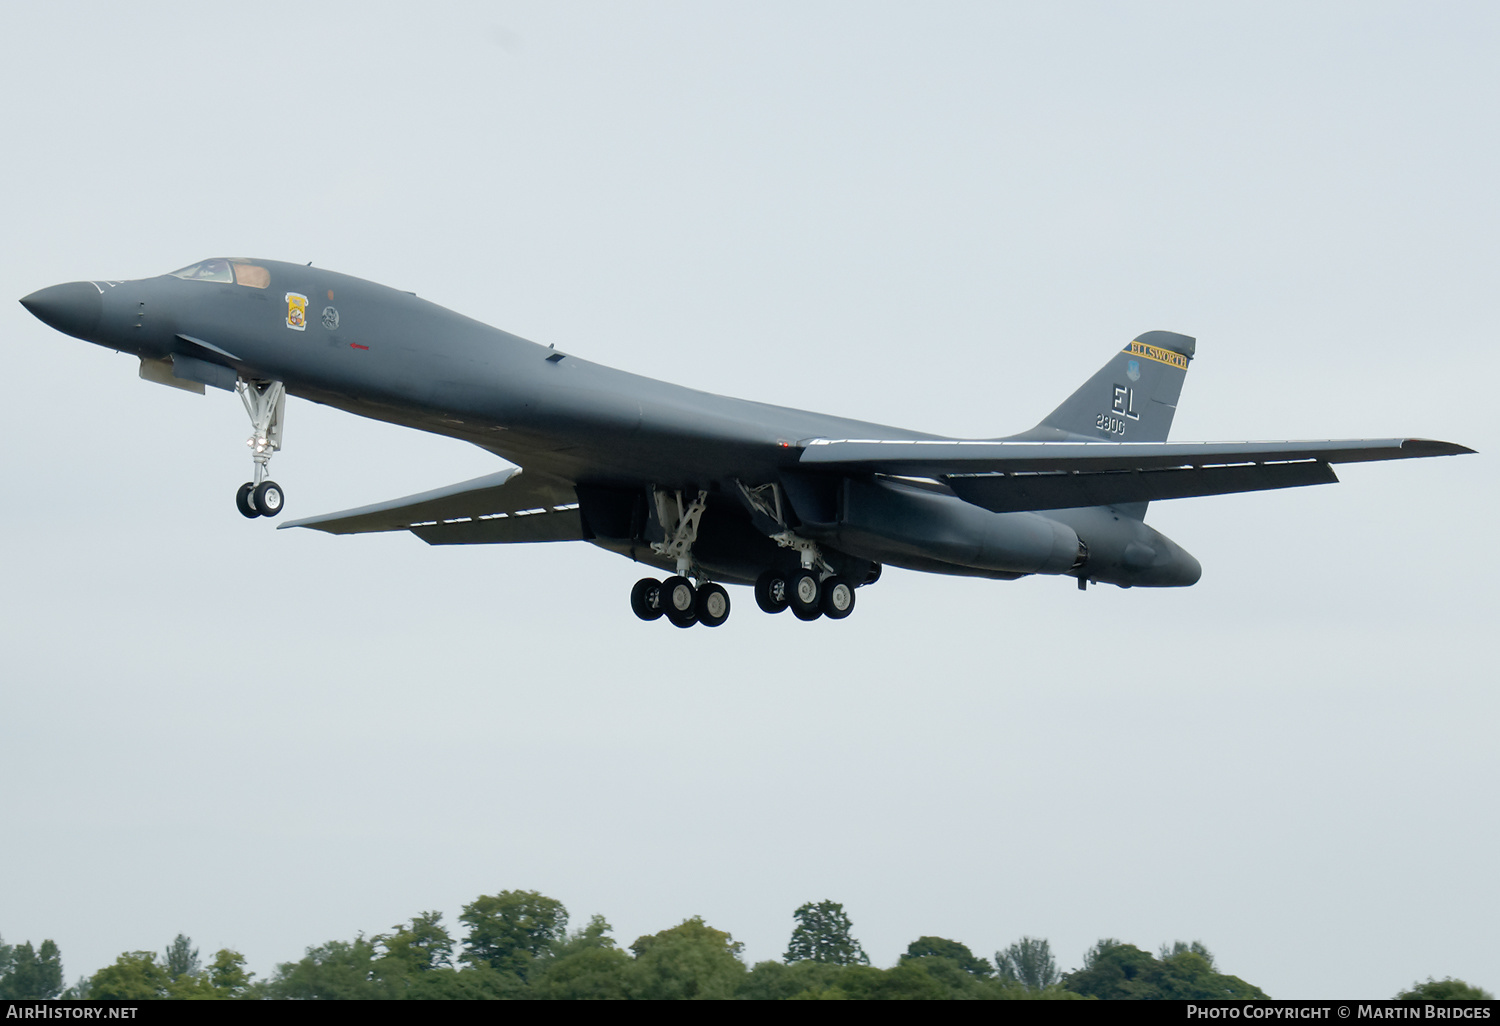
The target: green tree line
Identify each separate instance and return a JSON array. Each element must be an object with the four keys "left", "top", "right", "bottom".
[{"left": 5, "top": 897, "right": 1491, "bottom": 1000}]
